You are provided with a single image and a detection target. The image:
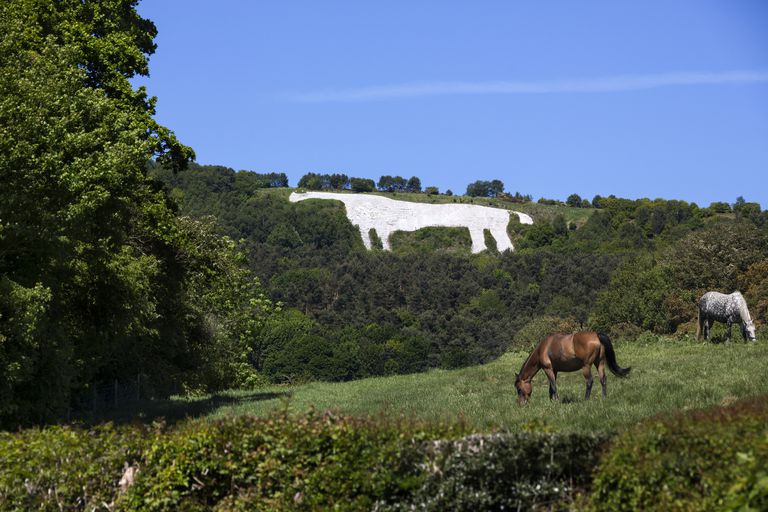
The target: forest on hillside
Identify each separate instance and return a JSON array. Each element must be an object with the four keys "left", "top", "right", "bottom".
[
  {"left": 2, "top": 0, "right": 767, "bottom": 429},
  {"left": 151, "top": 163, "right": 768, "bottom": 383}
]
